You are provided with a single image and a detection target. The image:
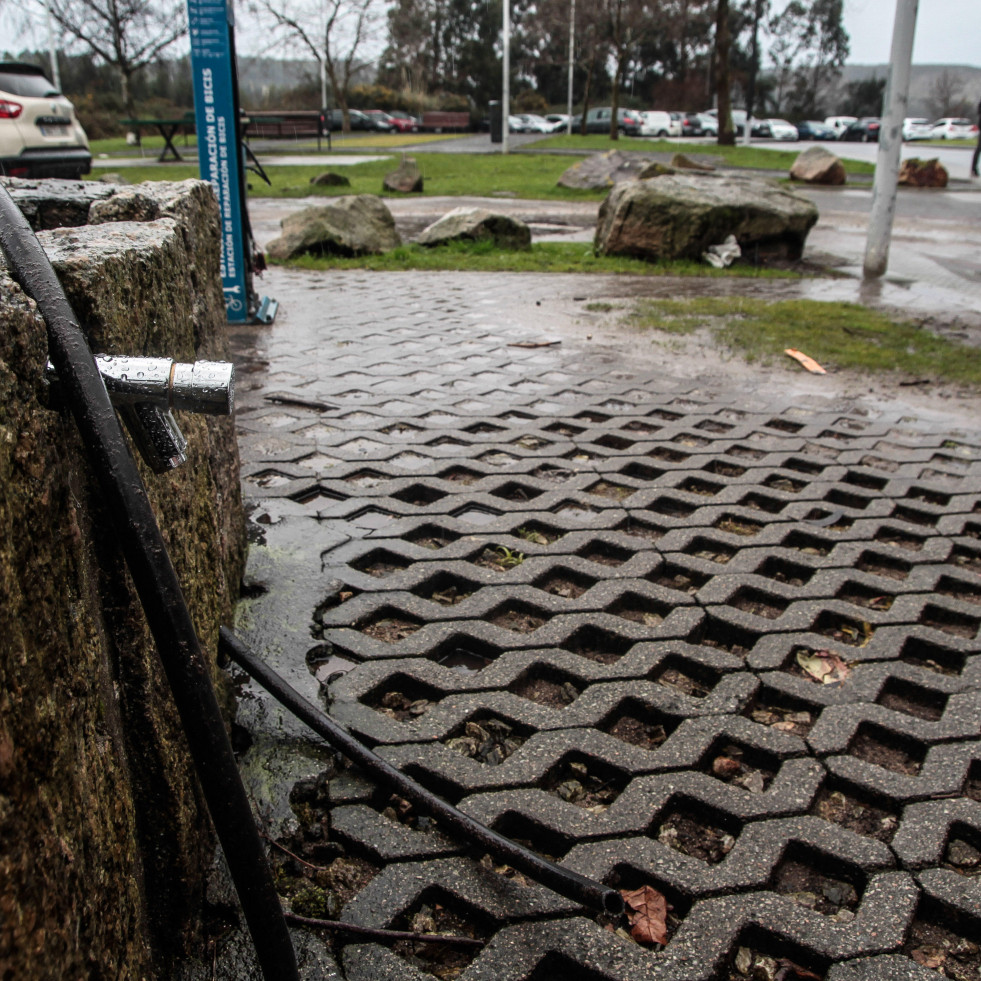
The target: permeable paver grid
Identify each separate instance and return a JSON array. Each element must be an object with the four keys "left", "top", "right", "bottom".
[{"left": 230, "top": 270, "right": 981, "bottom": 981}]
